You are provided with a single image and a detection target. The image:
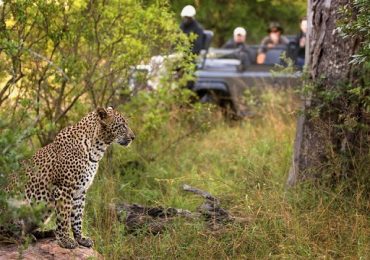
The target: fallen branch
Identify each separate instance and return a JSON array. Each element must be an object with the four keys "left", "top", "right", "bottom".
[
  {"left": 182, "top": 184, "right": 233, "bottom": 226},
  {"left": 112, "top": 184, "right": 250, "bottom": 234},
  {"left": 112, "top": 203, "right": 200, "bottom": 234}
]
